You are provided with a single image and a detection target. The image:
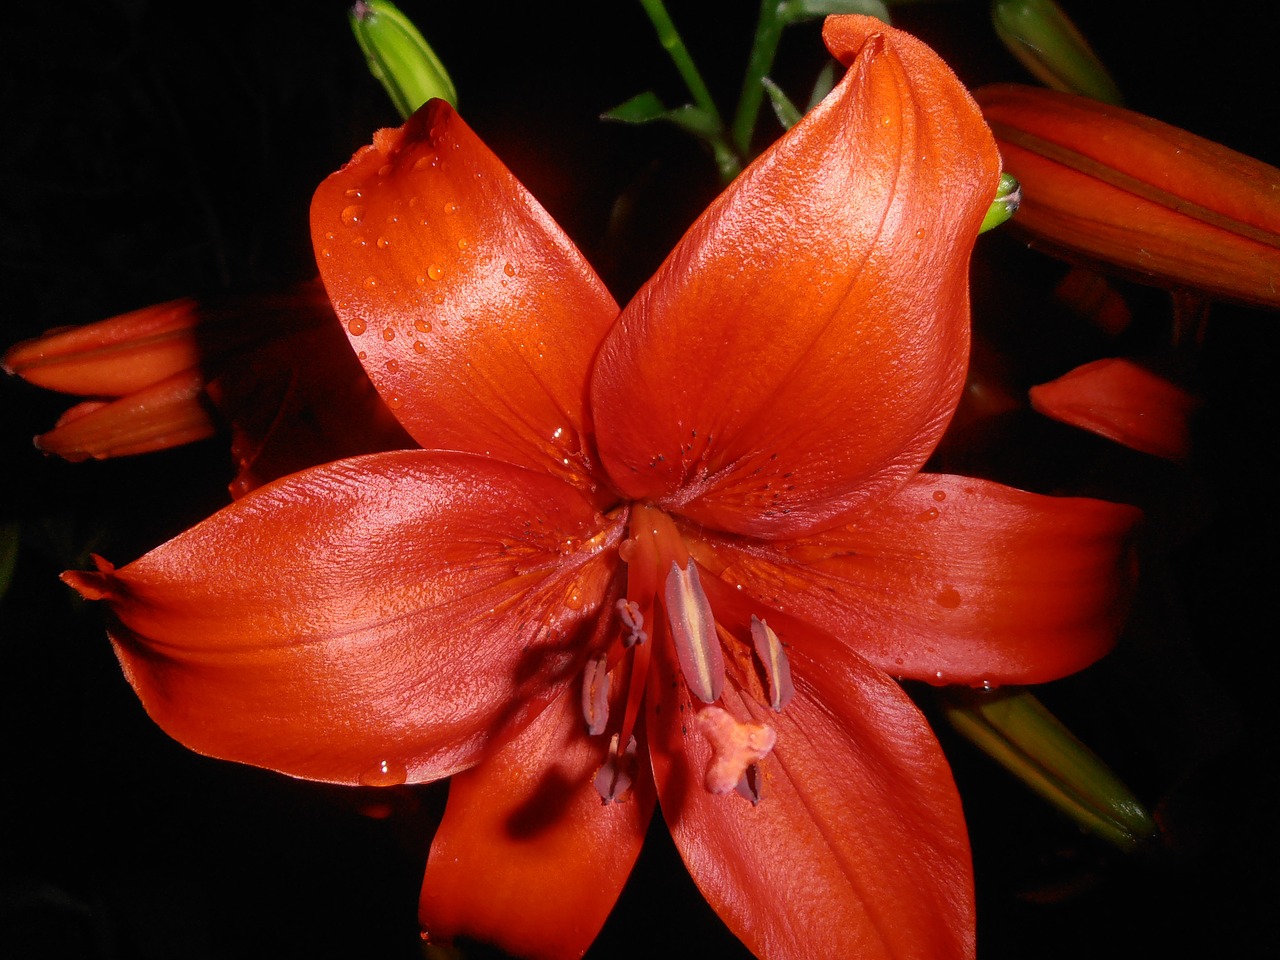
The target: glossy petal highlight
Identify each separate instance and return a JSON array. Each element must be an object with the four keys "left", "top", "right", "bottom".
[
  {"left": 592, "top": 17, "right": 1000, "bottom": 539},
  {"left": 420, "top": 688, "right": 653, "bottom": 960},
  {"left": 64, "top": 451, "right": 623, "bottom": 785},
  {"left": 312, "top": 100, "right": 620, "bottom": 490},
  {"left": 690, "top": 474, "right": 1140, "bottom": 686}
]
